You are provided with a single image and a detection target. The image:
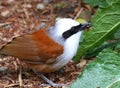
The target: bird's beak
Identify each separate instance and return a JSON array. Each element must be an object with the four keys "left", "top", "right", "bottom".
[{"left": 81, "top": 23, "right": 91, "bottom": 29}]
